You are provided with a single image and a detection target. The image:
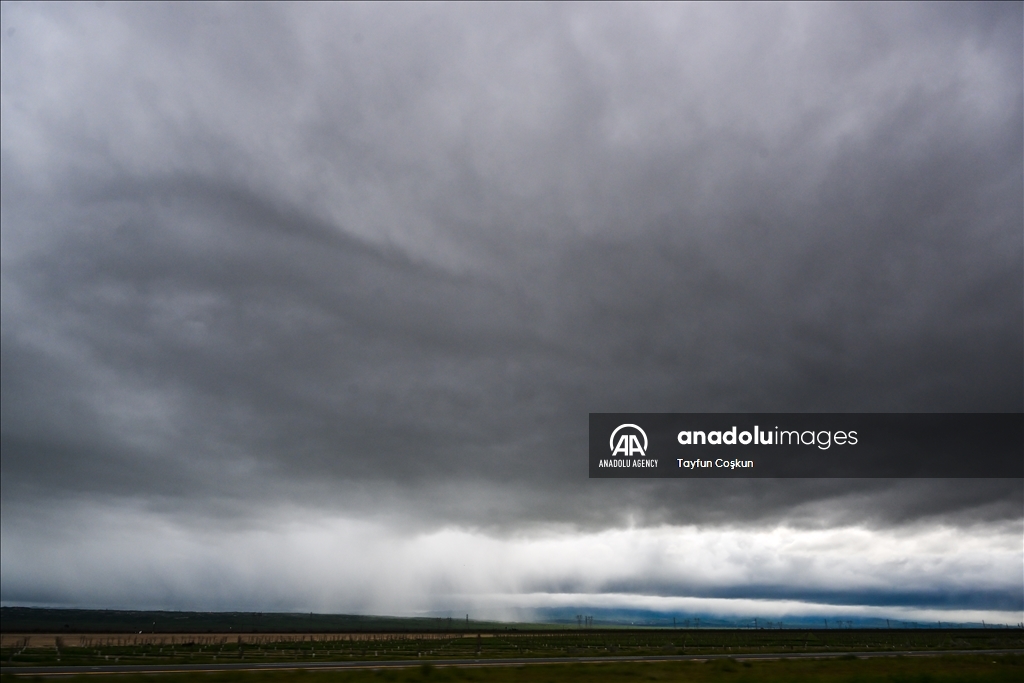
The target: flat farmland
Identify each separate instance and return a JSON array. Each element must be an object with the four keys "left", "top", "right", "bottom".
[
  {"left": 2, "top": 629, "right": 1022, "bottom": 669},
  {"left": 0, "top": 632, "right": 471, "bottom": 648}
]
